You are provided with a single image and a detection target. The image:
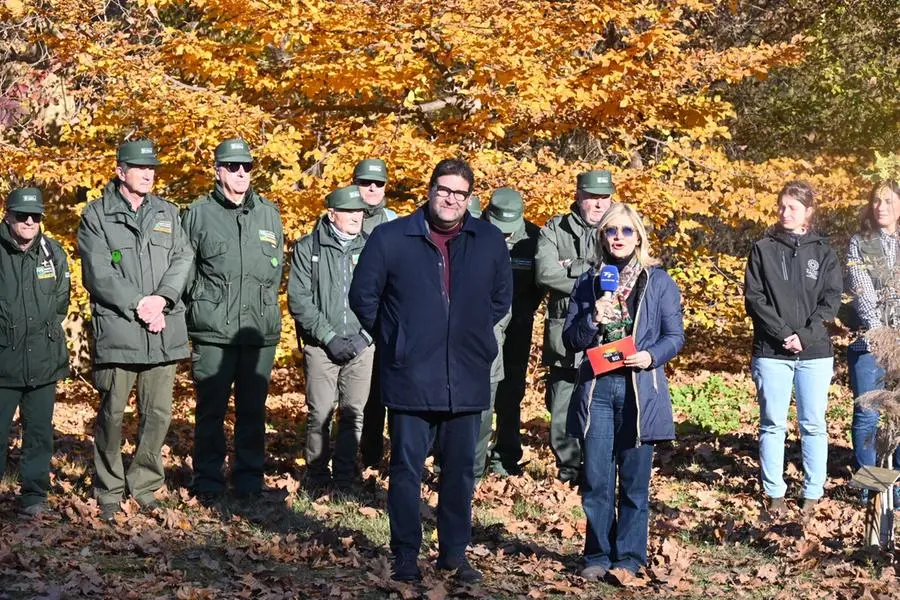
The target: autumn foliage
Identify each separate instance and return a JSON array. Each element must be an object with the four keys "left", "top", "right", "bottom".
[{"left": 3, "top": 0, "right": 891, "bottom": 365}]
